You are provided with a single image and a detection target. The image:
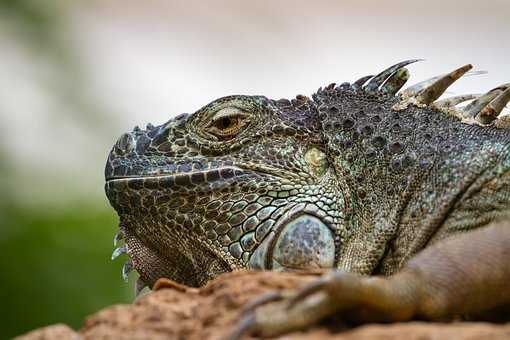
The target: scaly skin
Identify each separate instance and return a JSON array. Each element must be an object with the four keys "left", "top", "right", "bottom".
[{"left": 105, "top": 61, "right": 510, "bottom": 336}]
